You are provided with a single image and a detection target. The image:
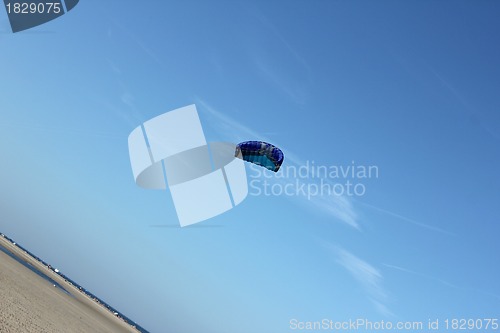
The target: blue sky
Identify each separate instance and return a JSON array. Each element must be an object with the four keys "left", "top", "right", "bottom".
[{"left": 1, "top": 1, "right": 499, "bottom": 332}]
